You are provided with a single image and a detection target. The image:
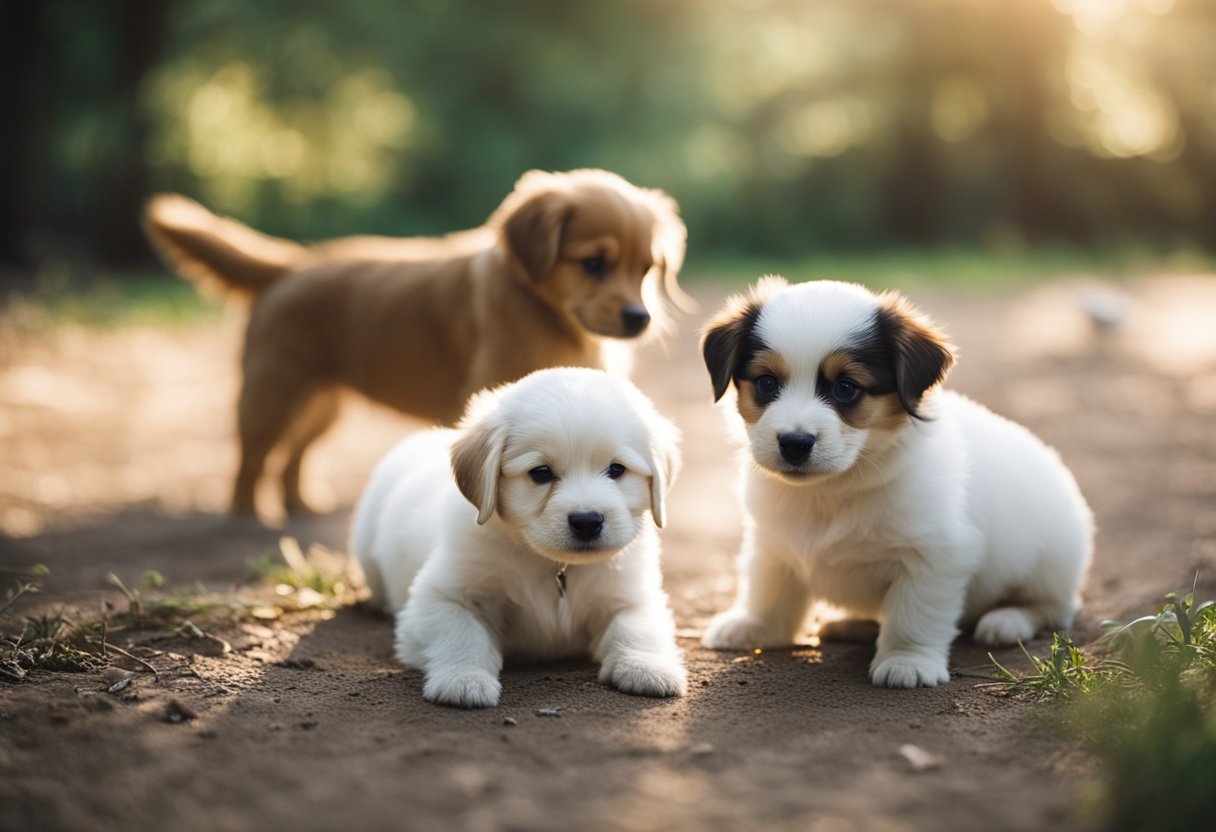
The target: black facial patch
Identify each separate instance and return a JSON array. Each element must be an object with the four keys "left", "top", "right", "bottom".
[{"left": 819, "top": 323, "right": 899, "bottom": 408}]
